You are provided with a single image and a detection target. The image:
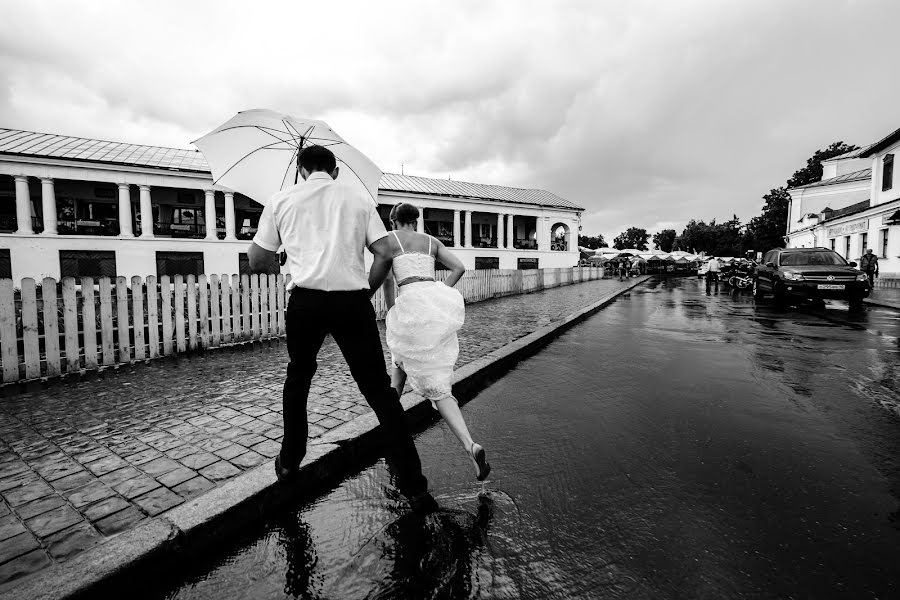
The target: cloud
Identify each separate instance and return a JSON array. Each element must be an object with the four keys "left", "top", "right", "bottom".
[{"left": 1, "top": 0, "right": 898, "bottom": 243}]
